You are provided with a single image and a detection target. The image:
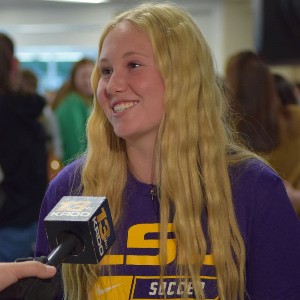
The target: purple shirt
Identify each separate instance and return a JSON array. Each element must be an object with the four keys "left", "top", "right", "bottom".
[{"left": 35, "top": 158, "right": 300, "bottom": 299}]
